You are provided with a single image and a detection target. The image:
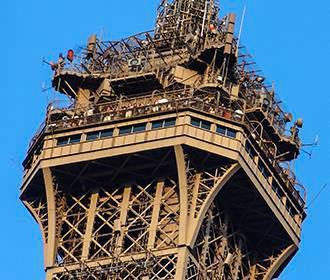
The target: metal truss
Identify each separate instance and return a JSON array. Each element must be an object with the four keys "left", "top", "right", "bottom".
[
  {"left": 186, "top": 206, "right": 251, "bottom": 280},
  {"left": 22, "top": 146, "right": 298, "bottom": 279}
]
